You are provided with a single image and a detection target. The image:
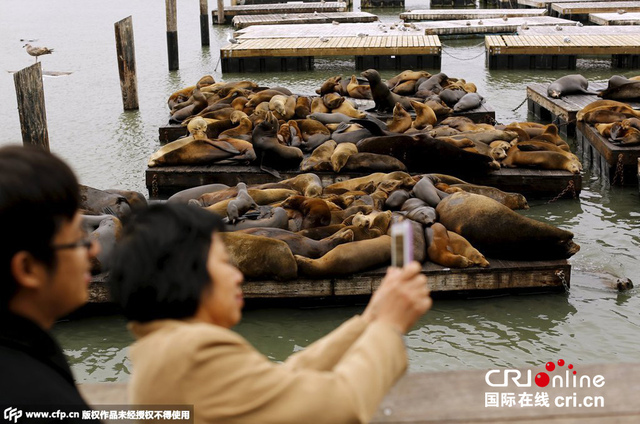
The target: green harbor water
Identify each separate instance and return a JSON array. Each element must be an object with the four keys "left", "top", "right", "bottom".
[{"left": 0, "top": 0, "right": 638, "bottom": 383}]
